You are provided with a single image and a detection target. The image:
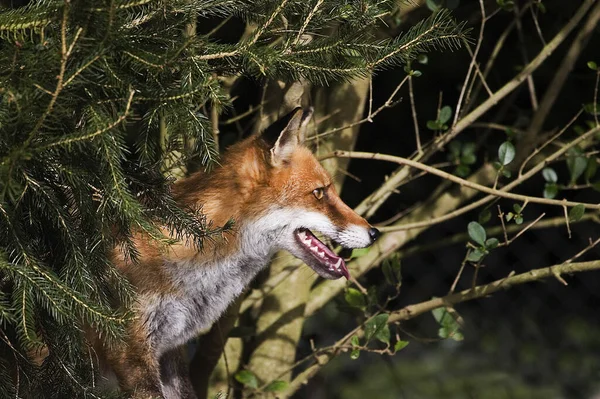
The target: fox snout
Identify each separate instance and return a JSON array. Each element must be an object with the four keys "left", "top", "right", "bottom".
[{"left": 335, "top": 221, "right": 380, "bottom": 249}]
